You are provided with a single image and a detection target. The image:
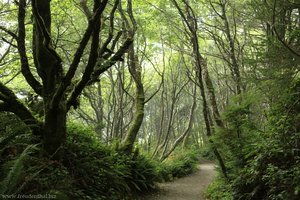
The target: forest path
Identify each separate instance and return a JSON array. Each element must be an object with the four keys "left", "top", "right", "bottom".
[{"left": 142, "top": 162, "right": 216, "bottom": 200}]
